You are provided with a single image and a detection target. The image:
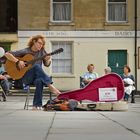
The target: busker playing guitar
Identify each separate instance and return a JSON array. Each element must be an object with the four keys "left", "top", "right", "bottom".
[{"left": 5, "top": 35, "right": 61, "bottom": 110}]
